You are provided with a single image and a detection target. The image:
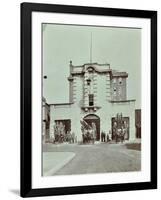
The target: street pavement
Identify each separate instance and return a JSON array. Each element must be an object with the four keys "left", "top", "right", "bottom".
[
  {"left": 43, "top": 152, "right": 75, "bottom": 176},
  {"left": 43, "top": 142, "right": 141, "bottom": 176}
]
